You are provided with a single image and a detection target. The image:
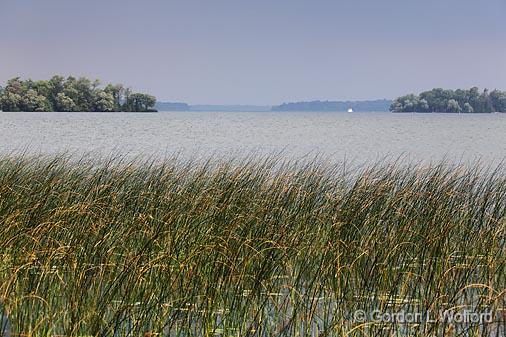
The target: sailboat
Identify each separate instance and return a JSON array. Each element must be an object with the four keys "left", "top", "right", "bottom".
[{"left": 347, "top": 108, "right": 353, "bottom": 113}]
